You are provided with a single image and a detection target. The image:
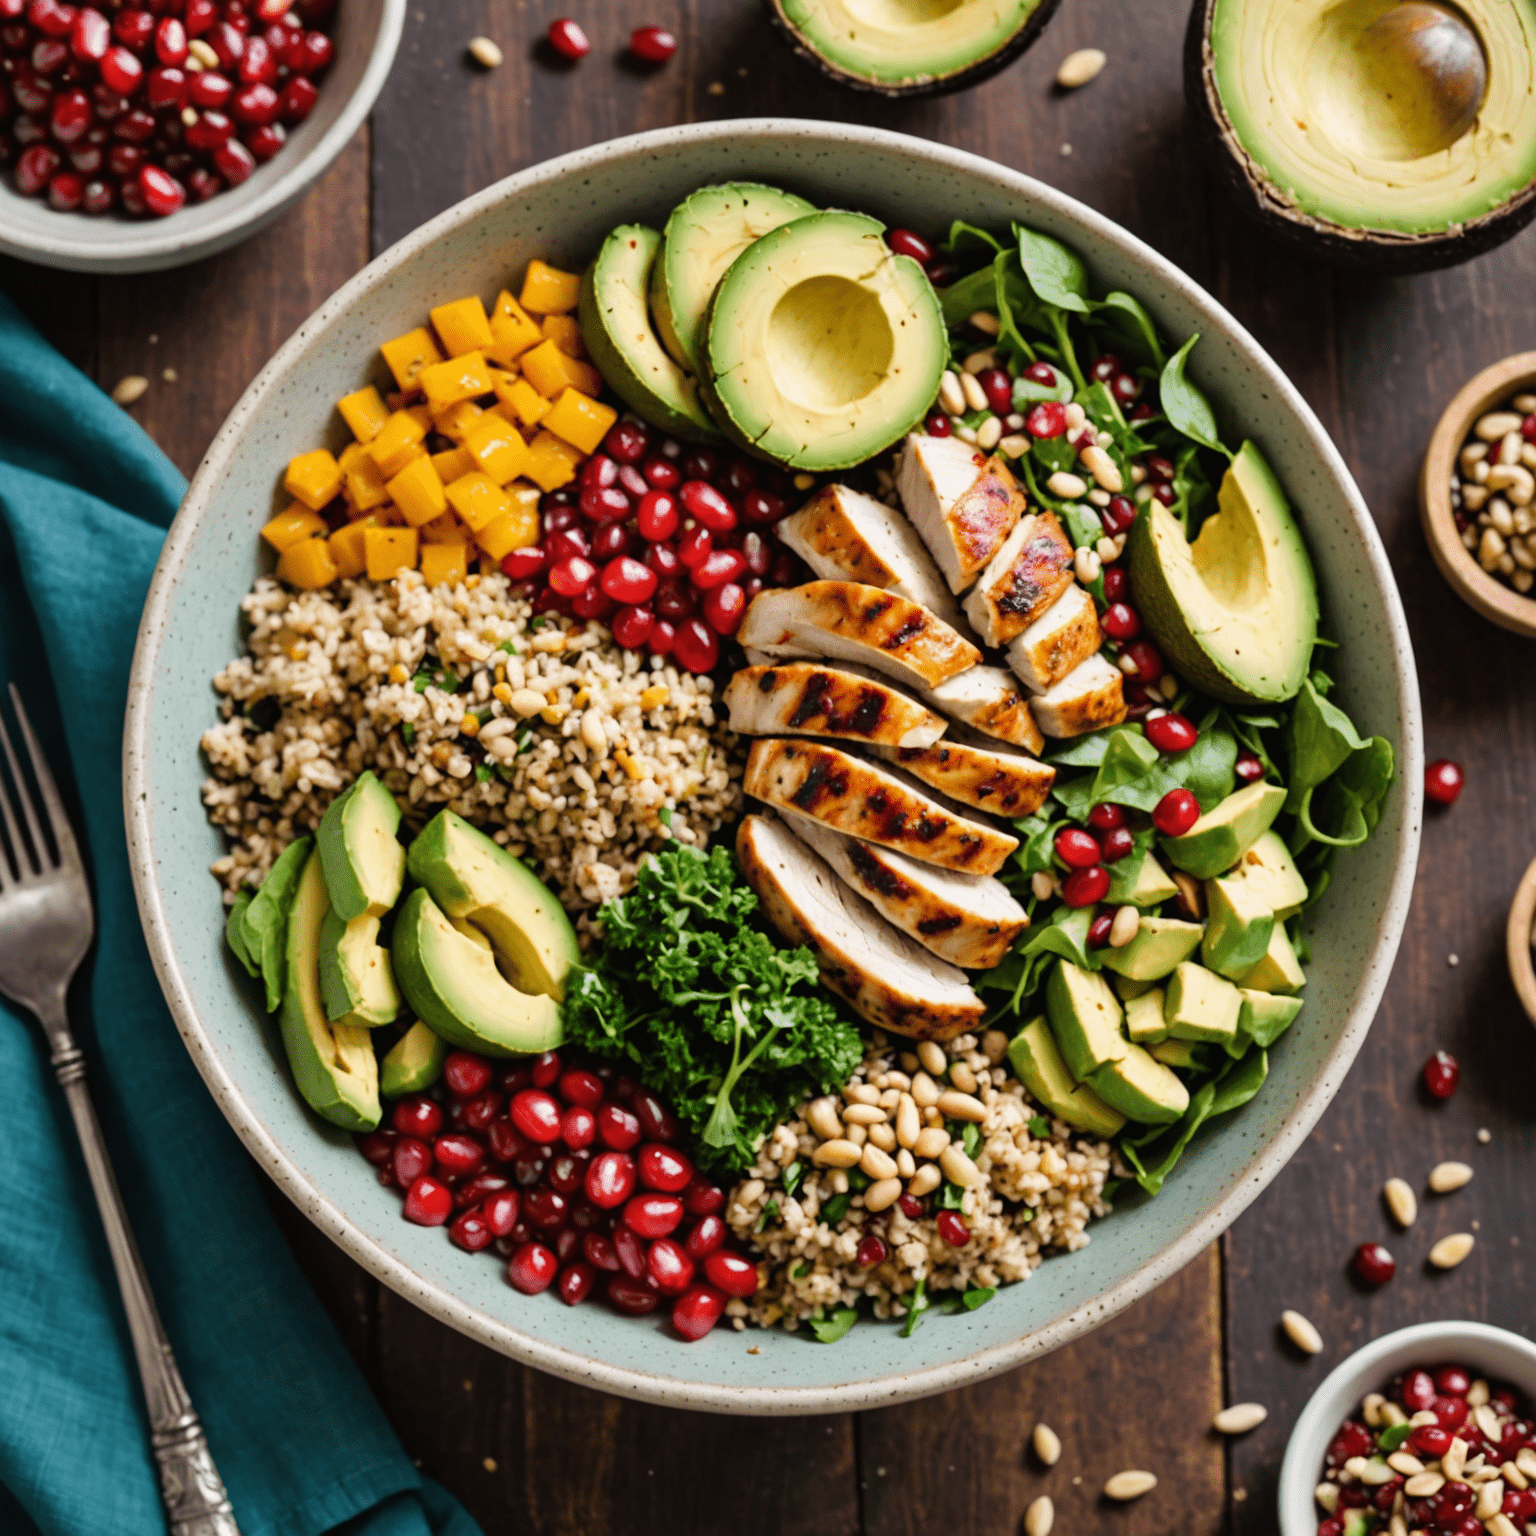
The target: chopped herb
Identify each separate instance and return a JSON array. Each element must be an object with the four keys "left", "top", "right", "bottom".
[
  {"left": 400, "top": 721, "right": 415, "bottom": 746},
  {"left": 497, "top": 639, "right": 518, "bottom": 654},
  {"left": 756, "top": 1199, "right": 780, "bottom": 1232},
  {"left": 474, "top": 764, "right": 492, "bottom": 783},
  {"left": 821, "top": 1193, "right": 850, "bottom": 1224},
  {"left": 846, "top": 1167, "right": 870, "bottom": 1193},
  {"left": 962, "top": 1286, "right": 996, "bottom": 1311},
  {"left": 790, "top": 1261, "right": 808, "bottom": 1280},
  {"left": 1028, "top": 1114, "right": 1052, "bottom": 1137},
  {"left": 516, "top": 729, "right": 534, "bottom": 754},
  {"left": 938, "top": 1181, "right": 966, "bottom": 1211},
  {"left": 530, "top": 615, "right": 551, "bottom": 631},
  {"left": 962, "top": 1122, "right": 982, "bottom": 1158},
  {"left": 439, "top": 669, "right": 461, "bottom": 693},
  {"left": 1377, "top": 1422, "right": 1413, "bottom": 1453},
  {"left": 809, "top": 1307, "right": 859, "bottom": 1344},
  {"left": 901, "top": 1278, "right": 929, "bottom": 1337},
  {"left": 411, "top": 672, "right": 433, "bottom": 693},
  {"left": 782, "top": 1160, "right": 804, "bottom": 1199},
  {"left": 658, "top": 805, "right": 674, "bottom": 828}
]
